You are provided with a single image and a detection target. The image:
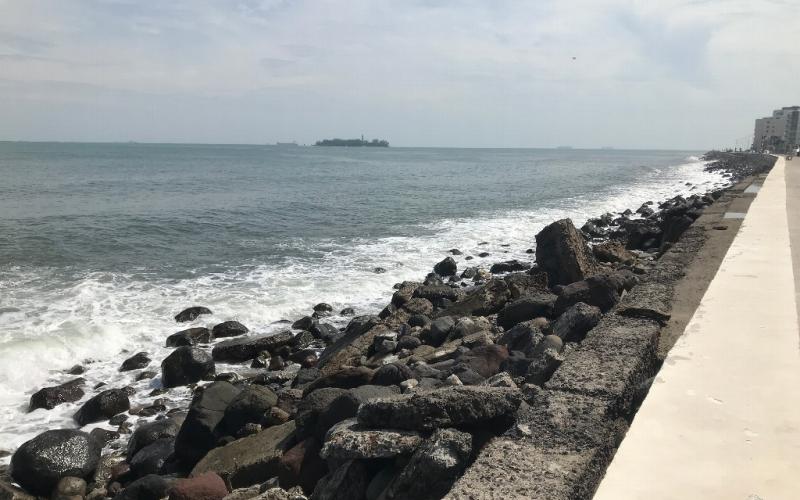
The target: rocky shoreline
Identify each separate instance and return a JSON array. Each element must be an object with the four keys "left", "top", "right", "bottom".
[{"left": 1, "top": 152, "right": 776, "bottom": 500}]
